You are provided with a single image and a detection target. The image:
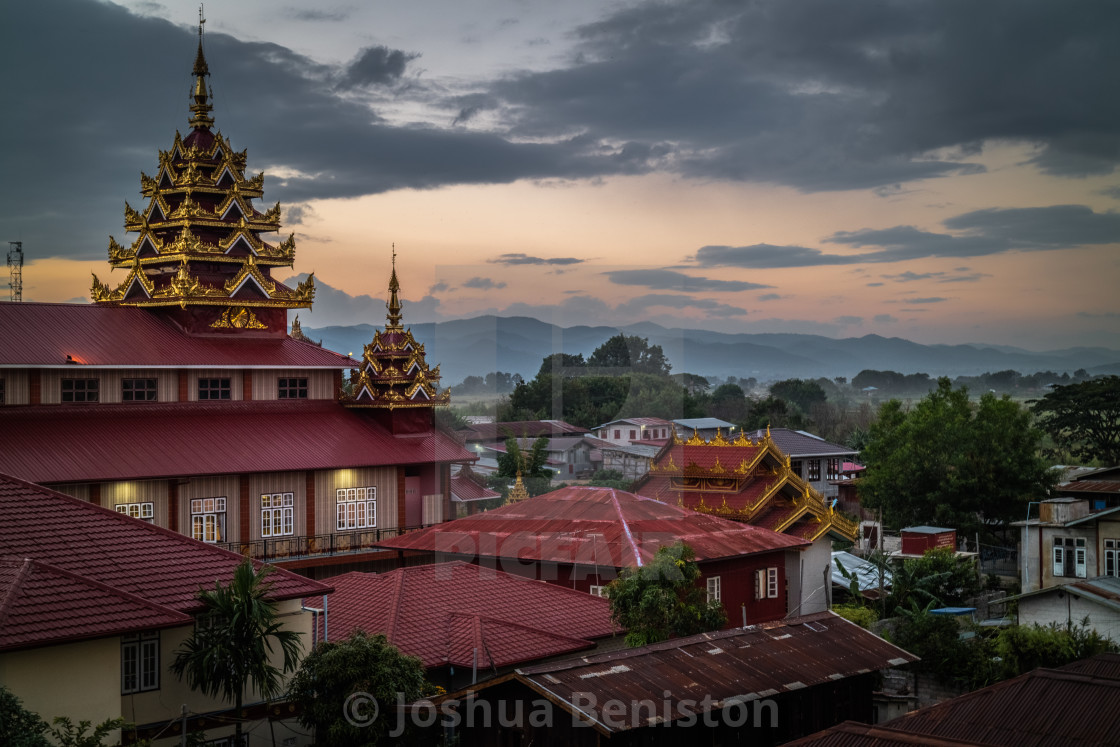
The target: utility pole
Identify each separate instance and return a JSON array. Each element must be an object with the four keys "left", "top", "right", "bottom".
[{"left": 6, "top": 241, "right": 23, "bottom": 302}]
